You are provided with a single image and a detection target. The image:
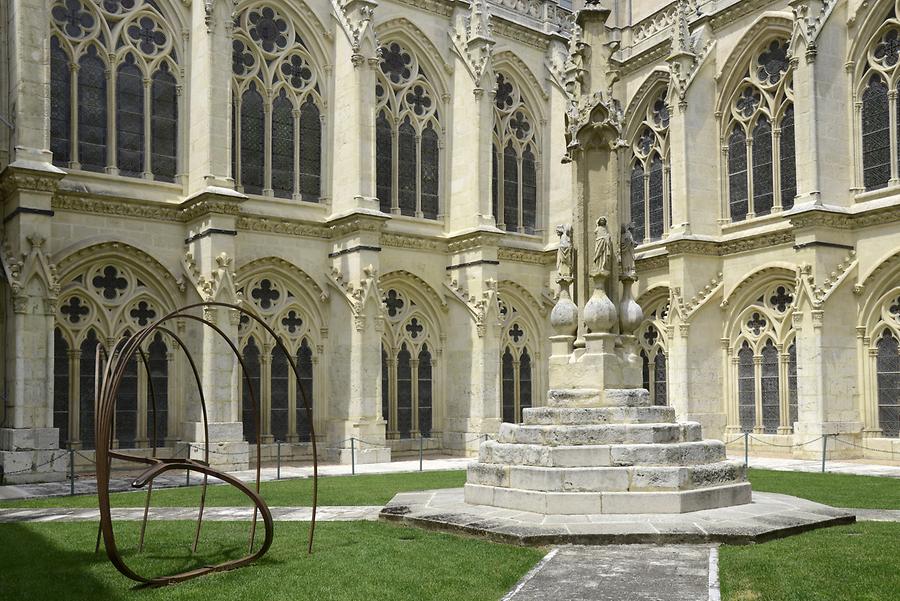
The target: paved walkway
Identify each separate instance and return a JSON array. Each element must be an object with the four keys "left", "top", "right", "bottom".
[
  {"left": 502, "top": 545, "right": 718, "bottom": 601},
  {"left": 725, "top": 453, "right": 900, "bottom": 477},
  {"left": 0, "top": 505, "right": 381, "bottom": 523}
]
